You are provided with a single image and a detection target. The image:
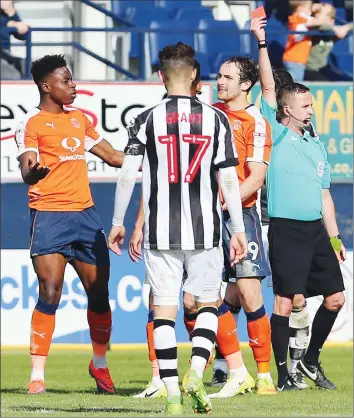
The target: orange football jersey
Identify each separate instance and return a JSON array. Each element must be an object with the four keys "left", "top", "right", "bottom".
[
  {"left": 15, "top": 108, "right": 103, "bottom": 211},
  {"left": 213, "top": 103, "right": 272, "bottom": 208}
]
